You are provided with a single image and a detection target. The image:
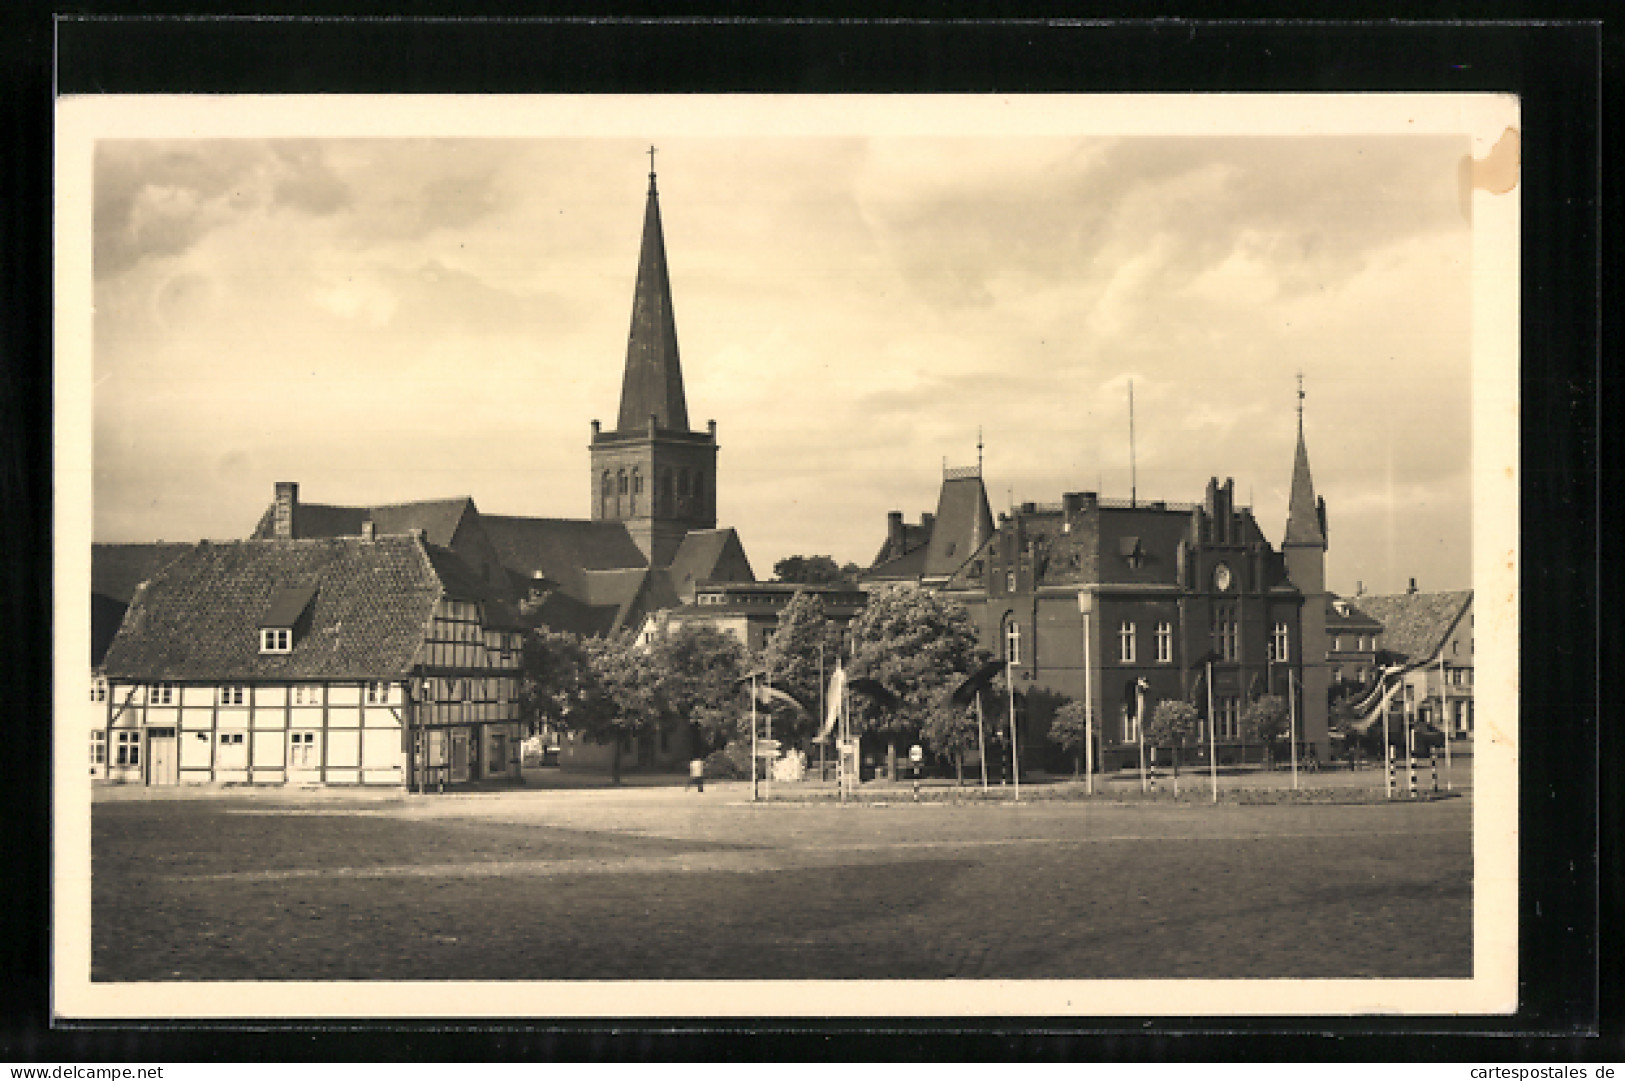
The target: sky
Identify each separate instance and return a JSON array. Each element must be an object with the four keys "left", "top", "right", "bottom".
[{"left": 89, "top": 125, "right": 1477, "bottom": 596}]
